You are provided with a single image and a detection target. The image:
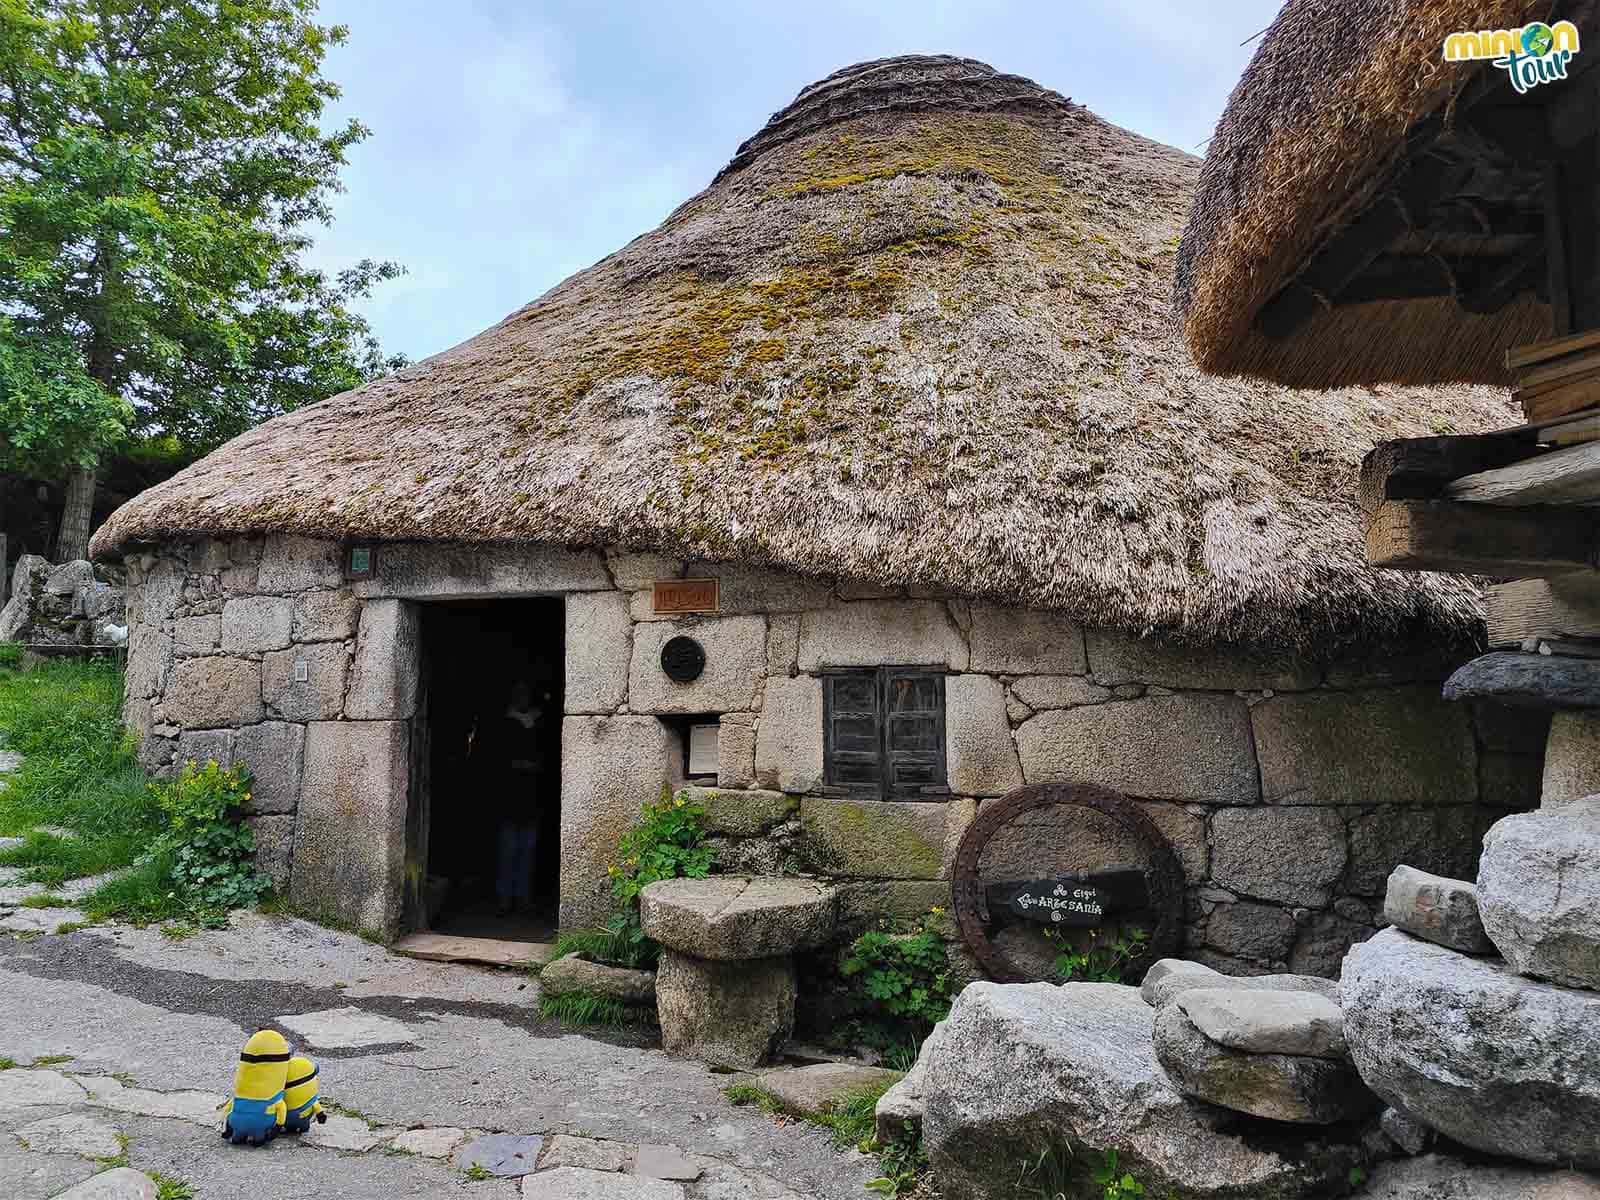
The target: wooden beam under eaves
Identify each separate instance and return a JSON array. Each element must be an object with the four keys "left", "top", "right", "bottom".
[
  {"left": 1359, "top": 433, "right": 1543, "bottom": 517},
  {"left": 1446, "top": 439, "right": 1600, "bottom": 506},
  {"left": 1366, "top": 499, "right": 1599, "bottom": 575}
]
